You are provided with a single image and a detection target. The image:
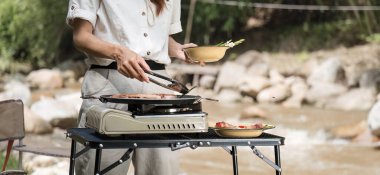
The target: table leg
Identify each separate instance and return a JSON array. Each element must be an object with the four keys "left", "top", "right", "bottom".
[
  {"left": 274, "top": 145, "right": 281, "bottom": 175},
  {"left": 94, "top": 148, "right": 102, "bottom": 175},
  {"left": 232, "top": 146, "right": 239, "bottom": 175},
  {"left": 69, "top": 140, "right": 76, "bottom": 175}
]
